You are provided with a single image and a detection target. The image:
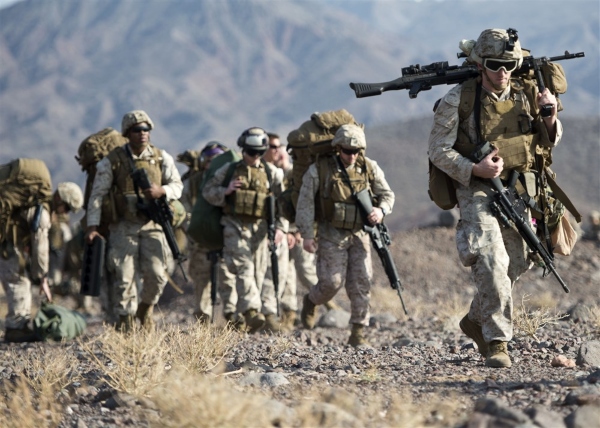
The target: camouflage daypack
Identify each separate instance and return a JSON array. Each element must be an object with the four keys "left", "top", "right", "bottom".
[
  {"left": 0, "top": 158, "right": 53, "bottom": 244},
  {"left": 75, "top": 127, "right": 128, "bottom": 230},
  {"left": 280, "top": 109, "right": 363, "bottom": 222}
]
